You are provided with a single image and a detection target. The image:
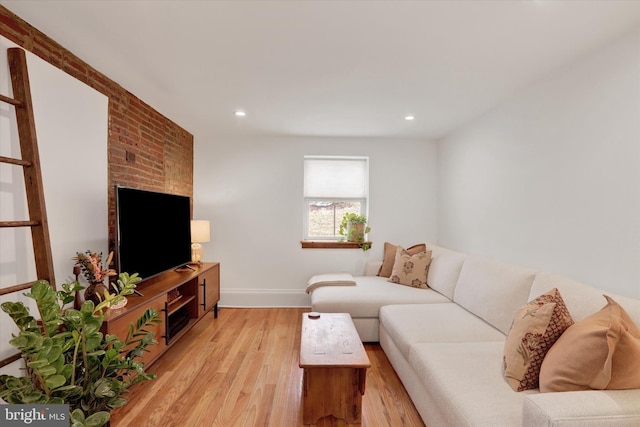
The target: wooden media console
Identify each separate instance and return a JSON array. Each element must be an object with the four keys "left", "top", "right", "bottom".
[{"left": 102, "top": 262, "right": 220, "bottom": 367}]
